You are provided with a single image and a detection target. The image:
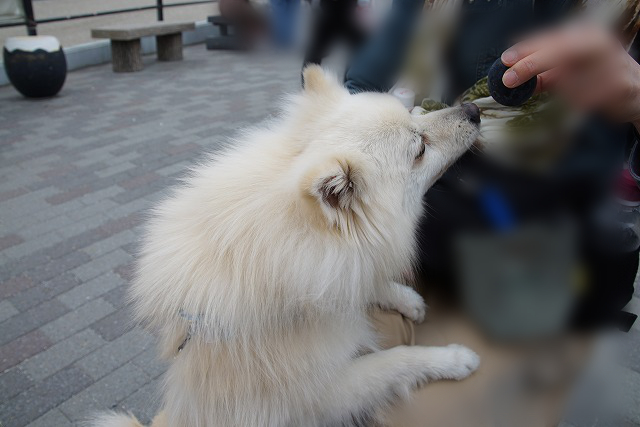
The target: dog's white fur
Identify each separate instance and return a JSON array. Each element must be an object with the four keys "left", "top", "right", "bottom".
[{"left": 90, "top": 66, "right": 480, "bottom": 427}]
